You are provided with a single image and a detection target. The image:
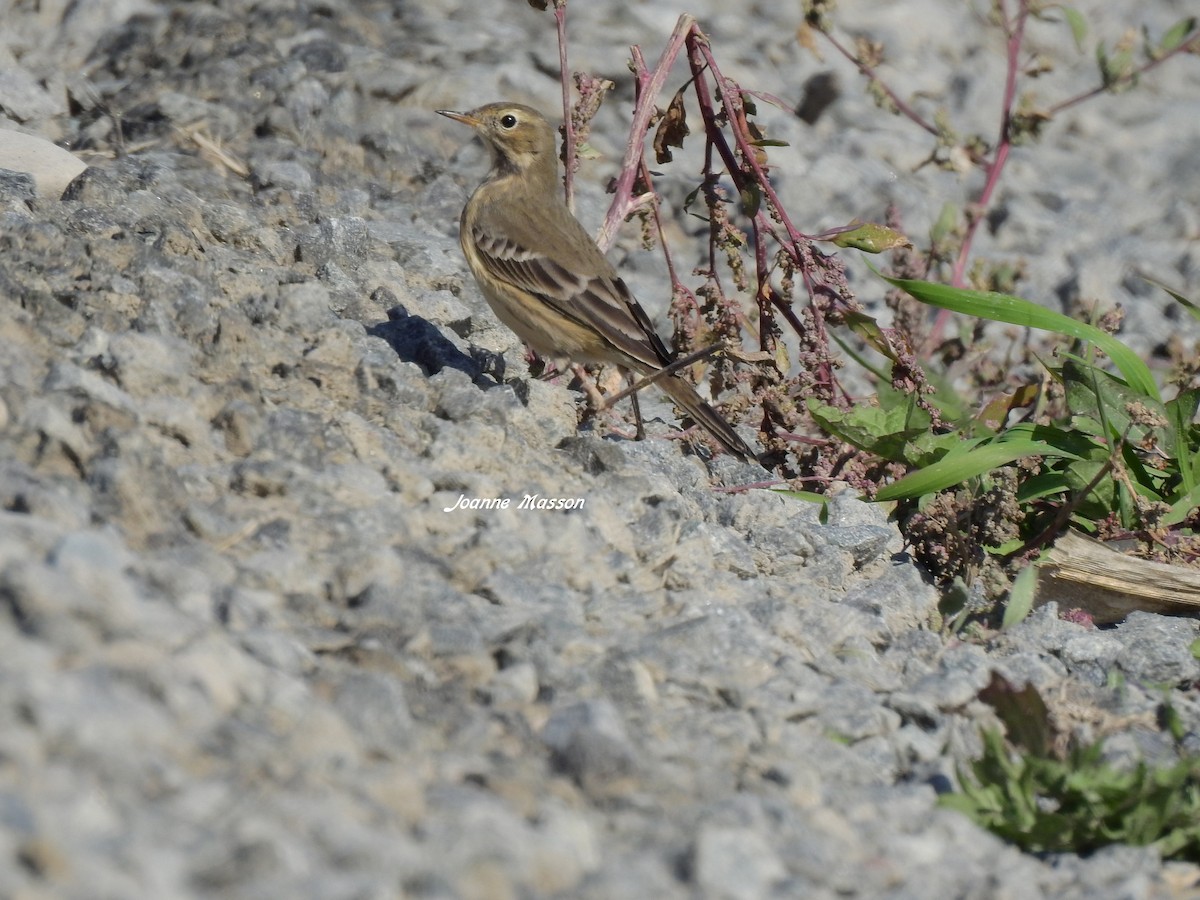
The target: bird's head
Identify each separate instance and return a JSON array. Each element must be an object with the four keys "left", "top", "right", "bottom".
[{"left": 437, "top": 103, "right": 558, "bottom": 180}]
